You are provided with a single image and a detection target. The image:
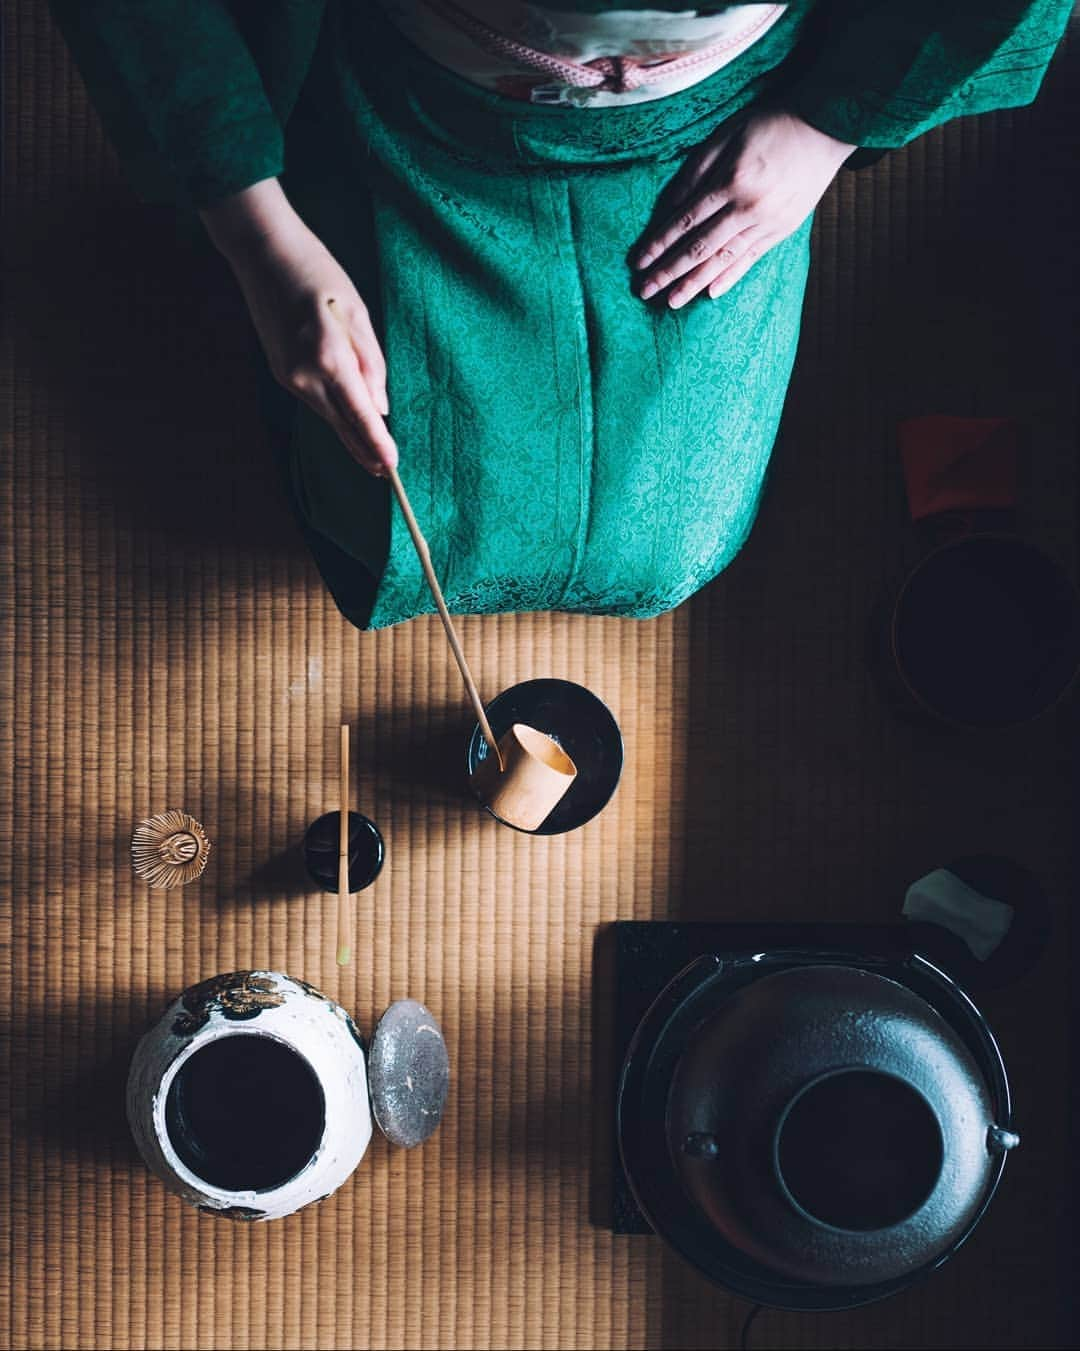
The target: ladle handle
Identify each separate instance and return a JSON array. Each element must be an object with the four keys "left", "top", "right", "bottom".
[{"left": 386, "top": 466, "right": 504, "bottom": 771}]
